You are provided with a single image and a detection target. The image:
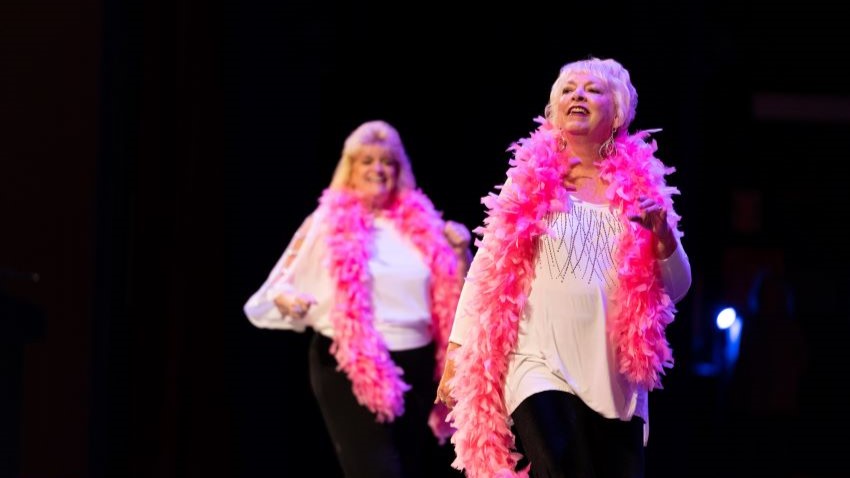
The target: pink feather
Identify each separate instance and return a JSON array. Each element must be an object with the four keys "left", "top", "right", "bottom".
[{"left": 321, "top": 188, "right": 462, "bottom": 441}]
